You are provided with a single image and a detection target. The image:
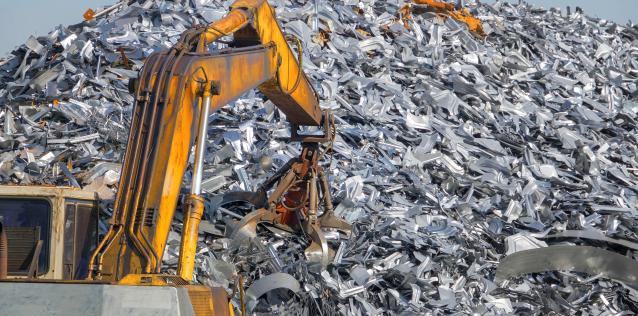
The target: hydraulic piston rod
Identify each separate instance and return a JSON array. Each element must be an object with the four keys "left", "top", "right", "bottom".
[
  {"left": 191, "top": 82, "right": 214, "bottom": 196},
  {"left": 177, "top": 82, "right": 214, "bottom": 281}
]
